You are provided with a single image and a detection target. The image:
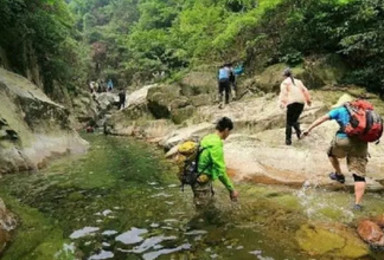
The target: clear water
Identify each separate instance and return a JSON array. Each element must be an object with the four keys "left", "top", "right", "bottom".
[{"left": 0, "top": 134, "right": 383, "bottom": 260}]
